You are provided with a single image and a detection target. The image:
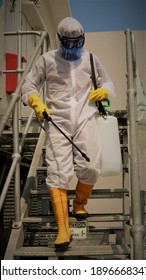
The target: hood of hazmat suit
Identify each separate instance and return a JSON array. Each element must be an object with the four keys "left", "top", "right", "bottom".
[{"left": 57, "top": 17, "right": 85, "bottom": 61}]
